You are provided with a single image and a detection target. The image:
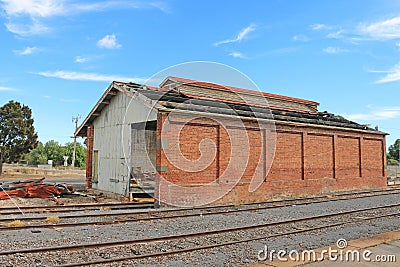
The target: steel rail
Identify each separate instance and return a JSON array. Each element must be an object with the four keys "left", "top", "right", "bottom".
[
  {"left": 0, "top": 203, "right": 154, "bottom": 215},
  {"left": 0, "top": 201, "right": 154, "bottom": 212},
  {"left": 1, "top": 202, "right": 400, "bottom": 257},
  {"left": 1, "top": 189, "right": 400, "bottom": 230},
  {"left": 57, "top": 211, "right": 400, "bottom": 267},
  {"left": 1, "top": 186, "right": 399, "bottom": 214}
]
